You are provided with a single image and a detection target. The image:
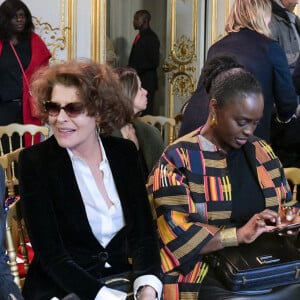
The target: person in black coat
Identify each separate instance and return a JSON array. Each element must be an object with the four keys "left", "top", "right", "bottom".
[
  {"left": 179, "top": 0, "right": 297, "bottom": 143},
  {"left": 19, "top": 61, "right": 162, "bottom": 300},
  {"left": 128, "top": 10, "right": 160, "bottom": 116}
]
